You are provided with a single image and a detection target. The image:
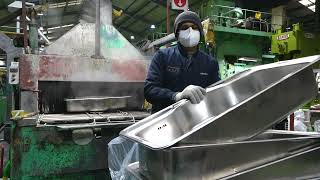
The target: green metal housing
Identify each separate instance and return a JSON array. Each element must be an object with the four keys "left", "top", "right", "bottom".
[
  {"left": 271, "top": 23, "right": 320, "bottom": 59},
  {"left": 214, "top": 26, "right": 271, "bottom": 78},
  {"left": 10, "top": 118, "right": 123, "bottom": 180},
  {"left": 199, "top": 0, "right": 273, "bottom": 79},
  {"left": 154, "top": 0, "right": 275, "bottom": 79}
]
